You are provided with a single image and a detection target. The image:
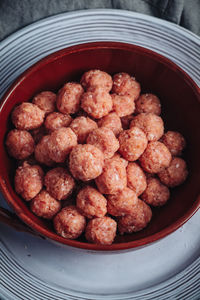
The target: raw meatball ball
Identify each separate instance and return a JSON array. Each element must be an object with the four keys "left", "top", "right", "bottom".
[
  {"left": 108, "top": 153, "right": 128, "bottom": 168},
  {"left": 139, "top": 141, "right": 172, "bottom": 173},
  {"left": 76, "top": 186, "right": 107, "bottom": 218},
  {"left": 130, "top": 113, "right": 164, "bottom": 141},
  {"left": 111, "top": 94, "right": 135, "bottom": 117},
  {"left": 81, "top": 88, "right": 113, "bottom": 119},
  {"left": 34, "top": 135, "right": 54, "bottom": 166},
  {"left": 158, "top": 157, "right": 188, "bottom": 187},
  {"left": 54, "top": 206, "right": 86, "bottom": 239},
  {"left": 127, "top": 162, "right": 147, "bottom": 195},
  {"left": 48, "top": 127, "right": 77, "bottom": 163},
  {"left": 70, "top": 116, "right": 98, "bottom": 143},
  {"left": 69, "top": 144, "right": 104, "bottom": 181},
  {"left": 32, "top": 91, "right": 56, "bottom": 115},
  {"left": 118, "top": 127, "right": 148, "bottom": 161},
  {"left": 118, "top": 199, "right": 152, "bottom": 234},
  {"left": 31, "top": 126, "right": 47, "bottom": 144},
  {"left": 98, "top": 112, "right": 122, "bottom": 136},
  {"left": 135, "top": 93, "right": 161, "bottom": 115},
  {"left": 12, "top": 102, "right": 45, "bottom": 130},
  {"left": 44, "top": 112, "right": 72, "bottom": 132},
  {"left": 80, "top": 69, "right": 113, "bottom": 92},
  {"left": 87, "top": 127, "right": 119, "bottom": 159},
  {"left": 141, "top": 177, "right": 170, "bottom": 206},
  {"left": 107, "top": 187, "right": 138, "bottom": 217},
  {"left": 121, "top": 114, "right": 134, "bottom": 130},
  {"left": 95, "top": 156, "right": 127, "bottom": 194},
  {"left": 6, "top": 129, "right": 34, "bottom": 160},
  {"left": 112, "top": 72, "right": 141, "bottom": 100},
  {"left": 44, "top": 167, "right": 75, "bottom": 200},
  {"left": 30, "top": 190, "right": 61, "bottom": 219},
  {"left": 160, "top": 131, "right": 186, "bottom": 156},
  {"left": 14, "top": 162, "right": 43, "bottom": 201},
  {"left": 57, "top": 82, "right": 84, "bottom": 114},
  {"left": 85, "top": 216, "right": 117, "bottom": 245}
]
